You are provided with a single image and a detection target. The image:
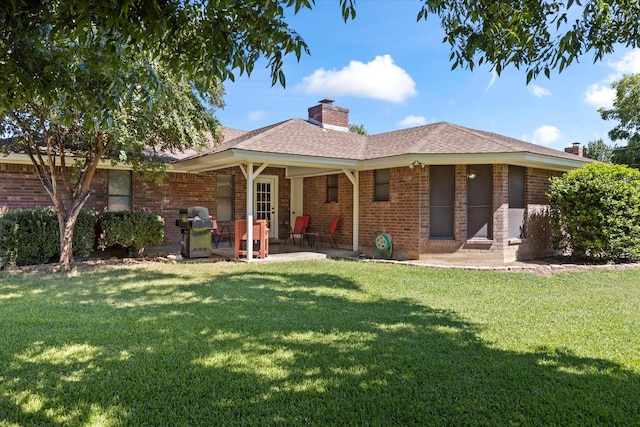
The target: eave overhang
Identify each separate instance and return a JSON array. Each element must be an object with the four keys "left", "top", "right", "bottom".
[{"left": 171, "top": 148, "right": 360, "bottom": 174}]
